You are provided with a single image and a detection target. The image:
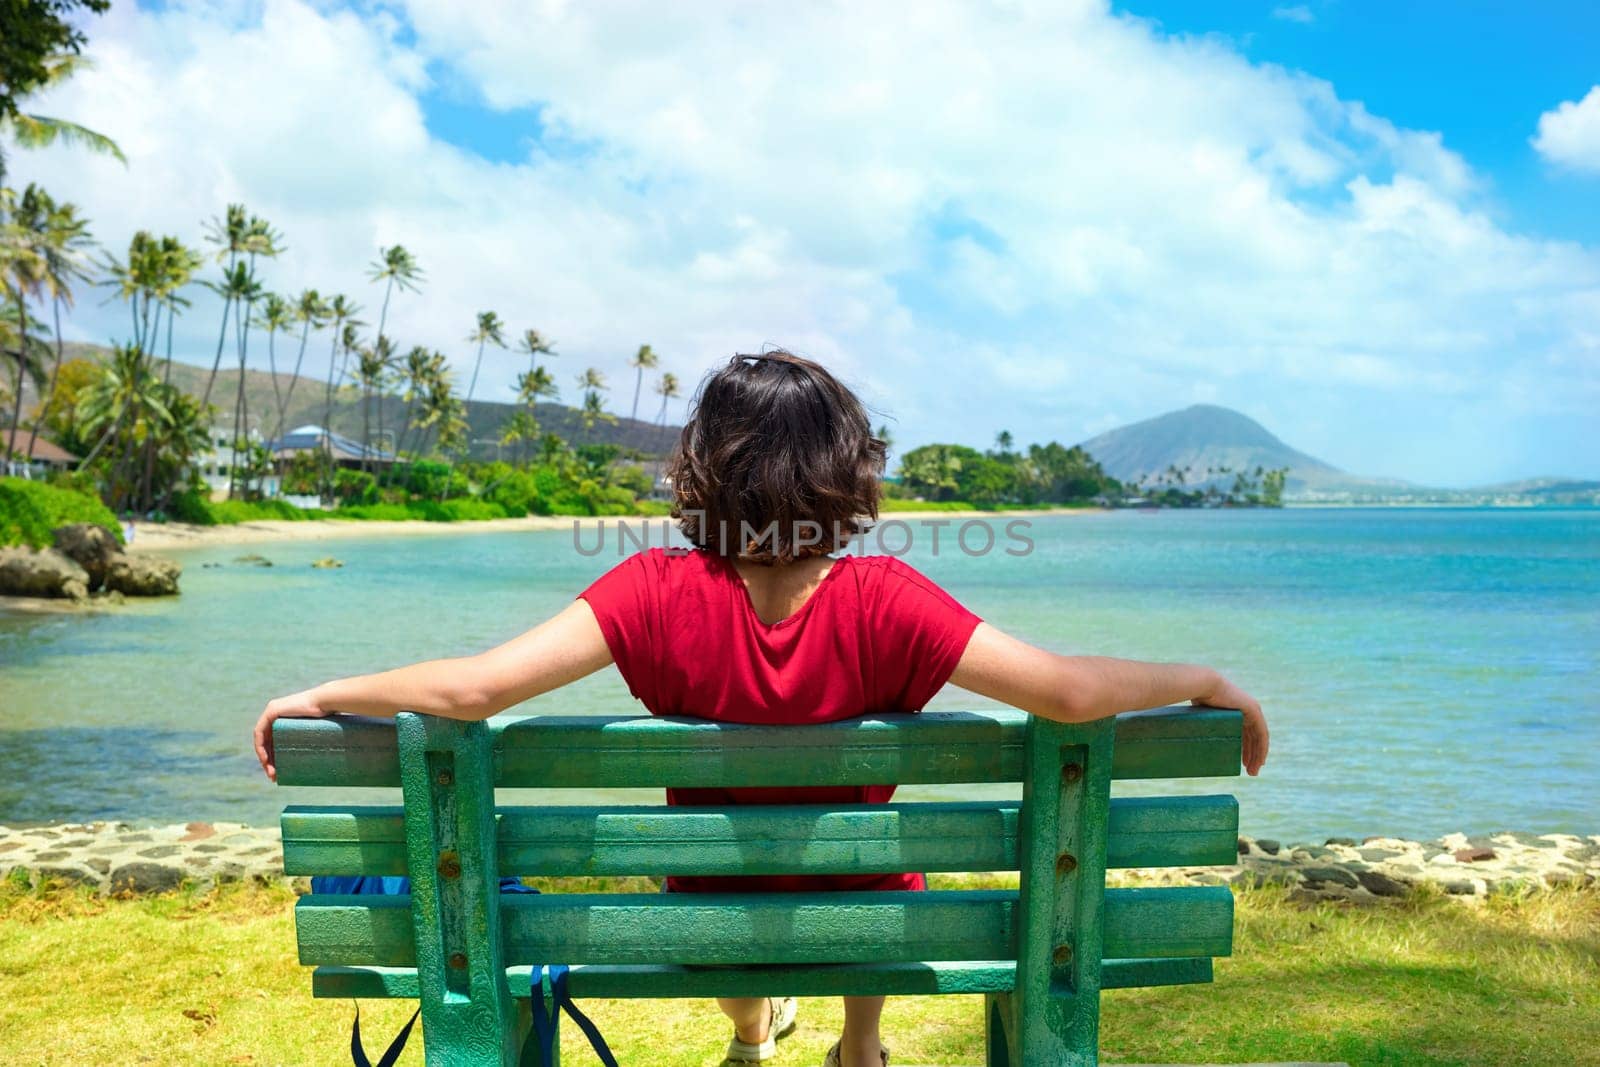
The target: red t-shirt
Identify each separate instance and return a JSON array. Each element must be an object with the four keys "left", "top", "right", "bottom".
[{"left": 579, "top": 548, "right": 982, "bottom": 893}]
